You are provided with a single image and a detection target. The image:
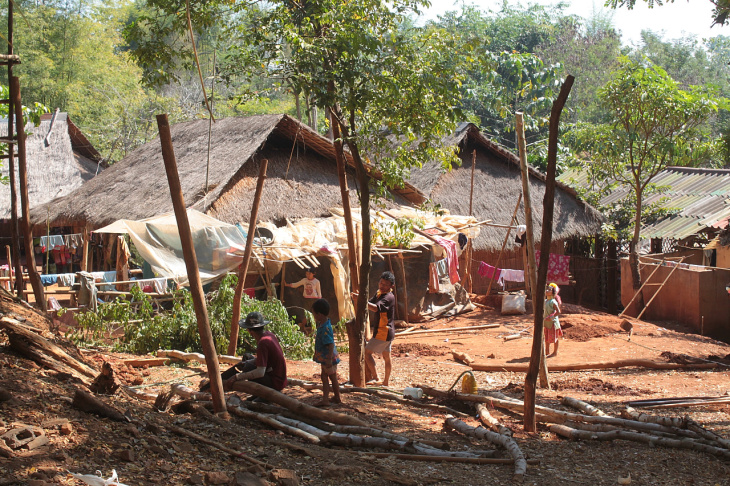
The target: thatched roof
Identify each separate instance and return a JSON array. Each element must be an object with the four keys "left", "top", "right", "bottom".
[
  {"left": 31, "top": 114, "right": 423, "bottom": 229},
  {"left": 1, "top": 112, "right": 103, "bottom": 222},
  {"left": 408, "top": 123, "right": 603, "bottom": 251}
]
